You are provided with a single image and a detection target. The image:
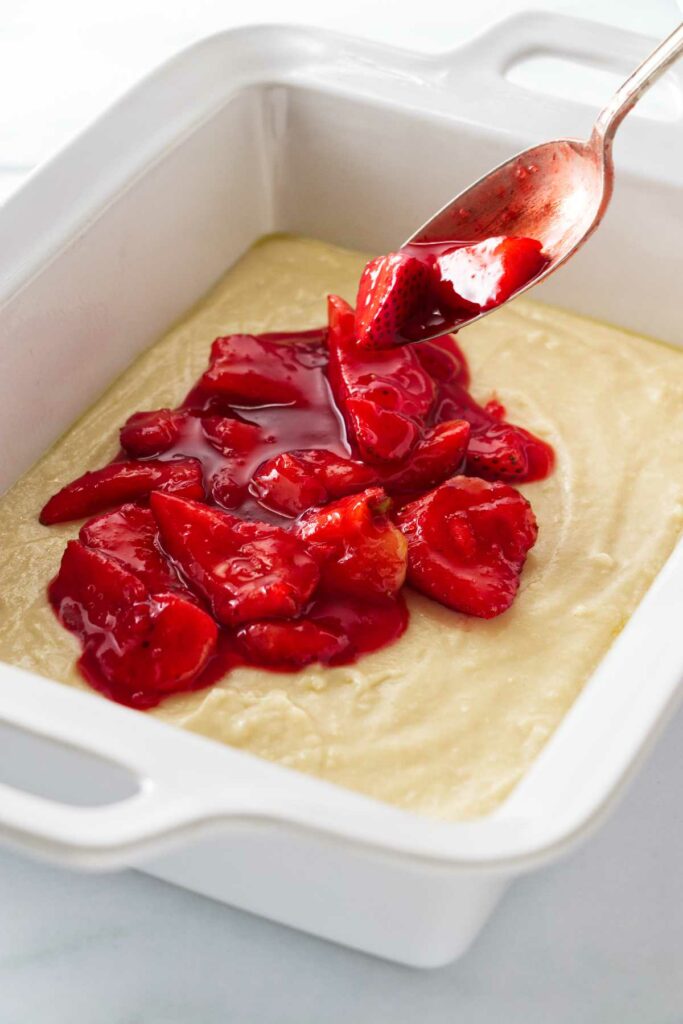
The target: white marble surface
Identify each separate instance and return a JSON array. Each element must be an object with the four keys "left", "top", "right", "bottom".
[{"left": 2, "top": 1, "right": 682, "bottom": 1020}]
